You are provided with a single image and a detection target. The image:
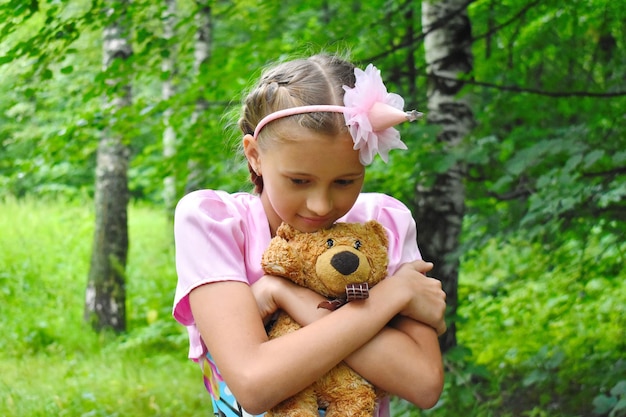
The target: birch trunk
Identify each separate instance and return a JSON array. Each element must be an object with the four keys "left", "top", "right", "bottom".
[
  {"left": 185, "top": 1, "right": 212, "bottom": 193},
  {"left": 418, "top": 0, "right": 475, "bottom": 351},
  {"left": 162, "top": 0, "right": 177, "bottom": 215},
  {"left": 85, "top": 0, "right": 132, "bottom": 332}
]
